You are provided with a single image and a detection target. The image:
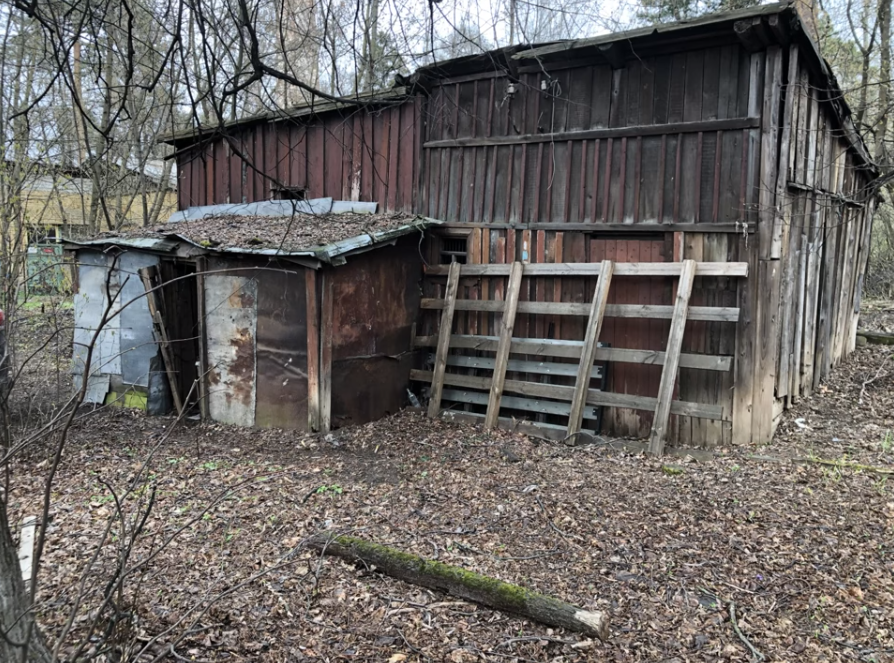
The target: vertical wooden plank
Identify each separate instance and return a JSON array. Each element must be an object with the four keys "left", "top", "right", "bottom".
[
  {"left": 567, "top": 261, "right": 614, "bottom": 438},
  {"left": 771, "top": 44, "right": 799, "bottom": 258},
  {"left": 320, "top": 270, "right": 334, "bottom": 432},
  {"left": 428, "top": 261, "right": 461, "bottom": 417},
  {"left": 485, "top": 262, "right": 524, "bottom": 429},
  {"left": 649, "top": 259, "right": 697, "bottom": 455},
  {"left": 759, "top": 46, "right": 783, "bottom": 258},
  {"left": 305, "top": 268, "right": 320, "bottom": 431}
]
